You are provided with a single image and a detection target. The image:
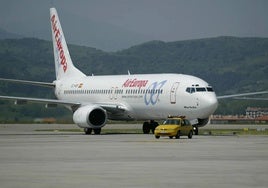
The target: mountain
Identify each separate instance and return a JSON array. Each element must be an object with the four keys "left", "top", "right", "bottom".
[
  {"left": 0, "top": 37, "right": 267, "bottom": 122},
  {"left": 0, "top": 28, "right": 23, "bottom": 39},
  {"left": 118, "top": 37, "right": 268, "bottom": 93},
  {"left": 1, "top": 12, "right": 152, "bottom": 52}
]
